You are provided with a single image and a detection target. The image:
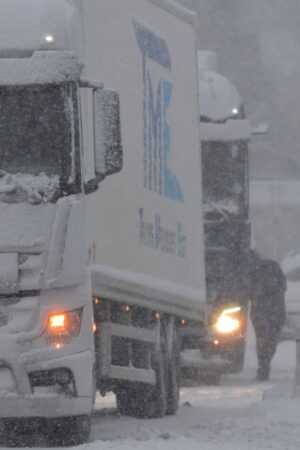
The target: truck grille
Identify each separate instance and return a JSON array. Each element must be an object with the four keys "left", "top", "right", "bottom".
[
  {"left": 0, "top": 295, "right": 39, "bottom": 333},
  {"left": 0, "top": 309, "right": 9, "bottom": 327},
  {"left": 0, "top": 296, "right": 21, "bottom": 307},
  {"left": 18, "top": 253, "right": 43, "bottom": 291},
  {"left": 18, "top": 254, "right": 29, "bottom": 265},
  {"left": 0, "top": 252, "right": 43, "bottom": 334}
]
